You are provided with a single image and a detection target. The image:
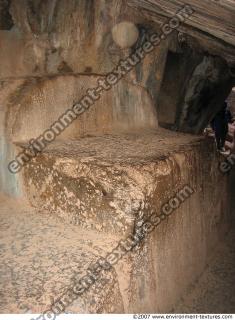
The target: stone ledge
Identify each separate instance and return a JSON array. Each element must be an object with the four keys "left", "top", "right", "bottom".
[{"left": 21, "top": 130, "right": 203, "bottom": 235}]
